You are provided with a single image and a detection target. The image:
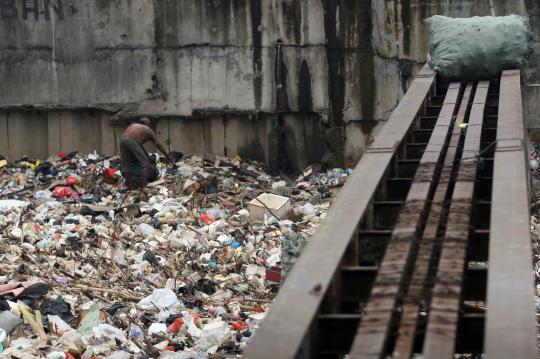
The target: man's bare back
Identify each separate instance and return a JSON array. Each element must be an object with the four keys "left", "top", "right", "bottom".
[
  {"left": 121, "top": 120, "right": 170, "bottom": 162},
  {"left": 122, "top": 123, "right": 156, "bottom": 145}
]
